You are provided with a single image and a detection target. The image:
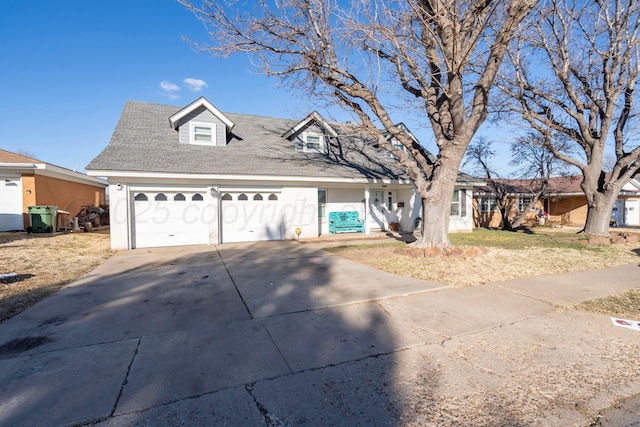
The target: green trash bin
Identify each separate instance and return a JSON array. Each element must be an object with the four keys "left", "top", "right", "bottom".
[{"left": 28, "top": 206, "right": 58, "bottom": 233}]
